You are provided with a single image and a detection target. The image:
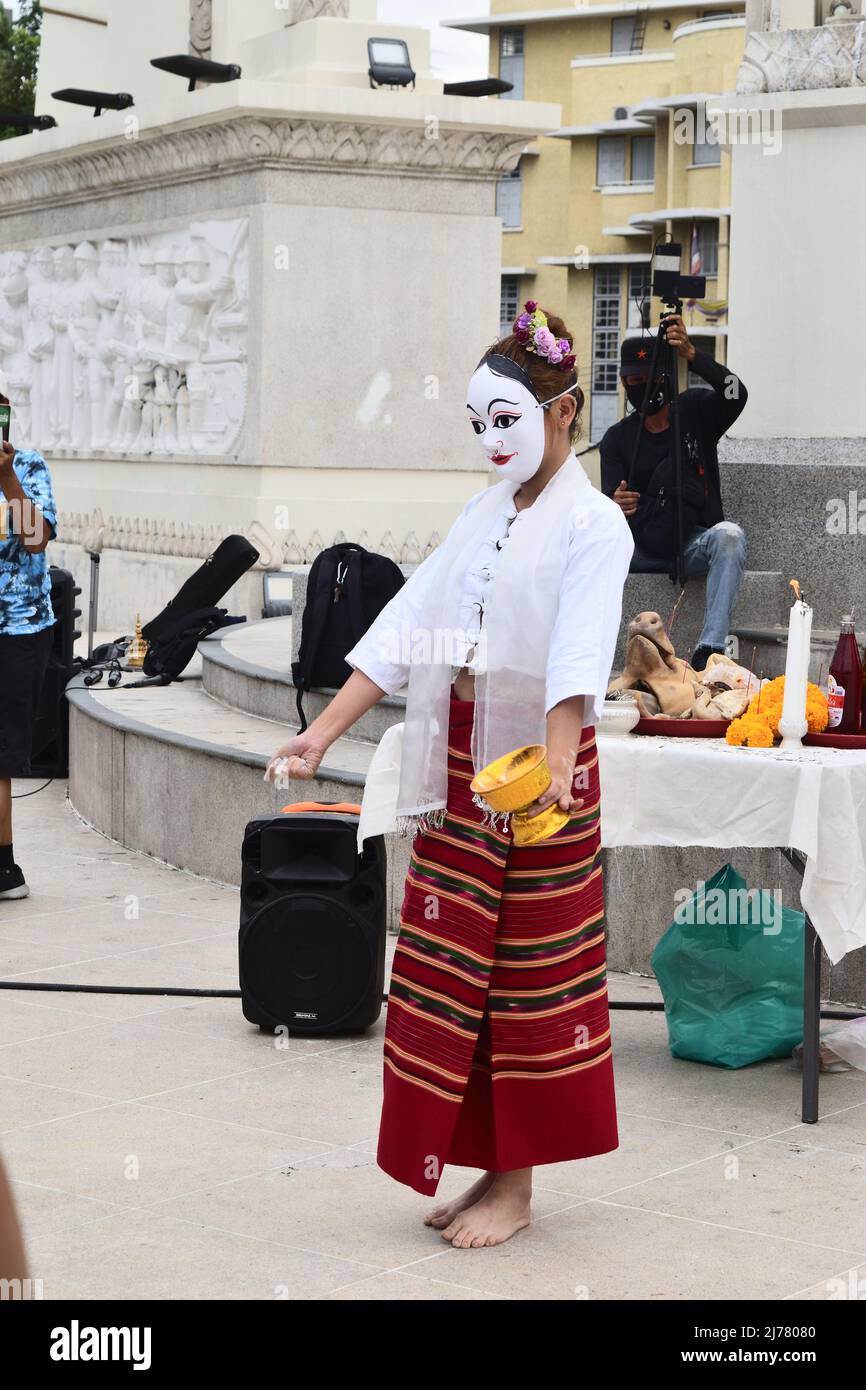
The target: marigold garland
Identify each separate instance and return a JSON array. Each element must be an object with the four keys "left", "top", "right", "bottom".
[{"left": 725, "top": 677, "right": 829, "bottom": 747}]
